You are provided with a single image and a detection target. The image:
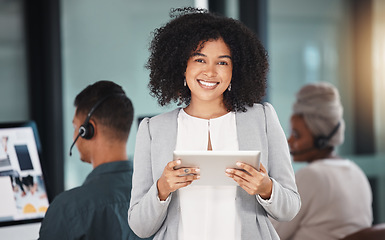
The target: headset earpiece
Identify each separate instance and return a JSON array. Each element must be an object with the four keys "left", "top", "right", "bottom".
[
  {"left": 79, "top": 122, "right": 94, "bottom": 140},
  {"left": 314, "top": 122, "right": 341, "bottom": 149},
  {"left": 314, "top": 136, "right": 329, "bottom": 149}
]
